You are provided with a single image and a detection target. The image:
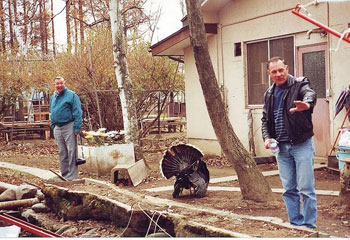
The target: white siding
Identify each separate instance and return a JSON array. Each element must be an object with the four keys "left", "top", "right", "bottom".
[{"left": 184, "top": 0, "right": 350, "bottom": 156}]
